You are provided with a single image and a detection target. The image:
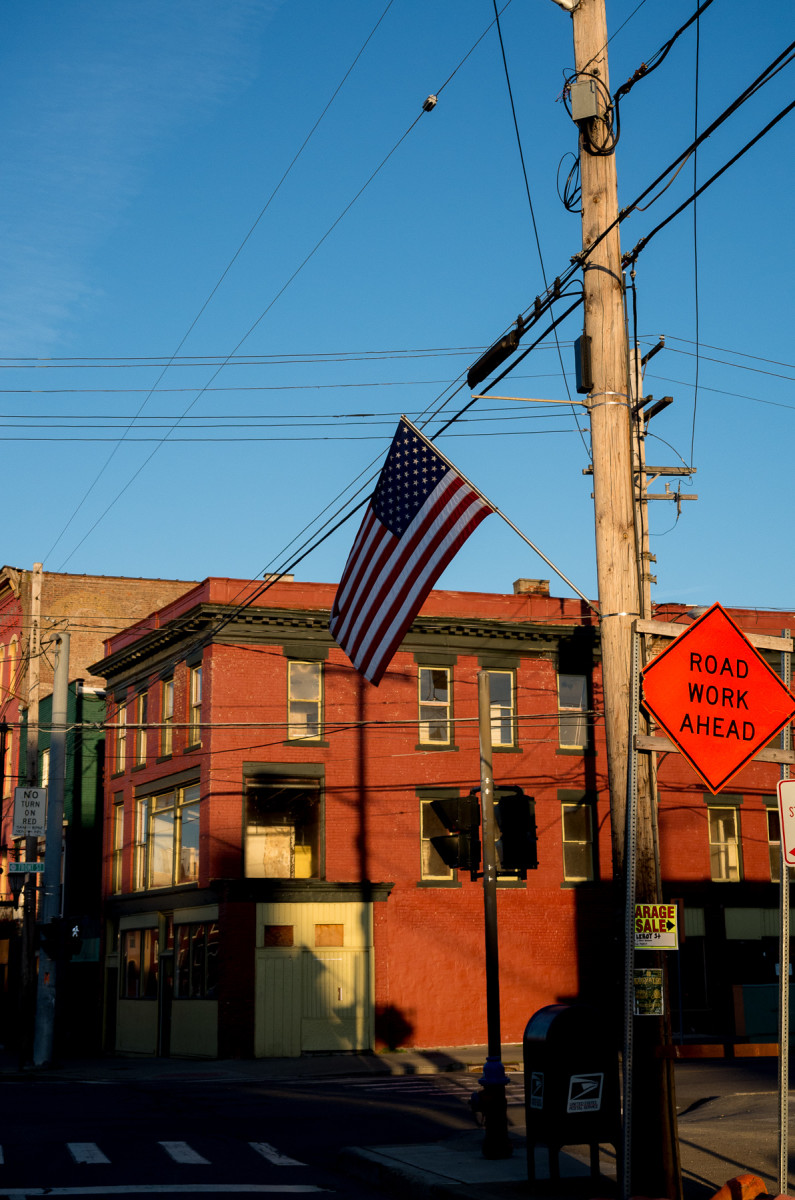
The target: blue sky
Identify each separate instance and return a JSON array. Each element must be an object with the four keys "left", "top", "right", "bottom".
[{"left": 1, "top": 0, "right": 793, "bottom": 612}]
